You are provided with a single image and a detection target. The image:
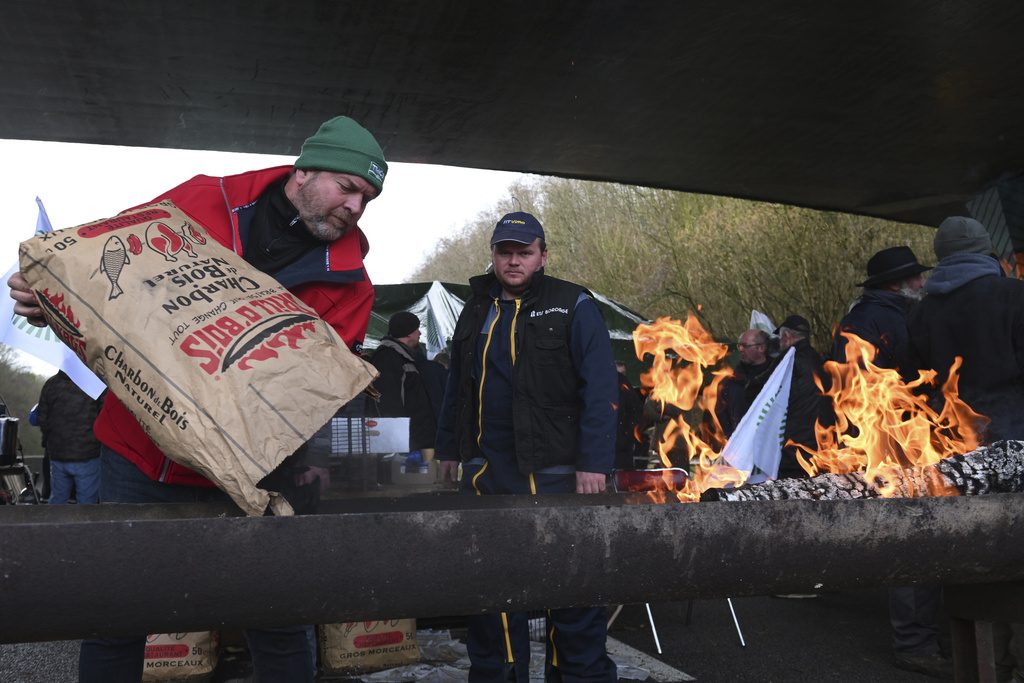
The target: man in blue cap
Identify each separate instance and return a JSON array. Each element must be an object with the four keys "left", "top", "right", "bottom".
[{"left": 436, "top": 212, "right": 618, "bottom": 682}]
